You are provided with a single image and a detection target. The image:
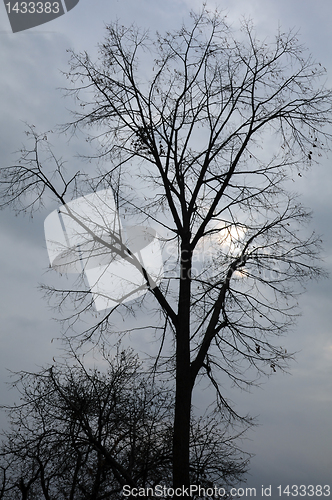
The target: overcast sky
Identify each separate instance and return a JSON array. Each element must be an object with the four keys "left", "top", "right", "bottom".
[{"left": 0, "top": 0, "right": 332, "bottom": 496}]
